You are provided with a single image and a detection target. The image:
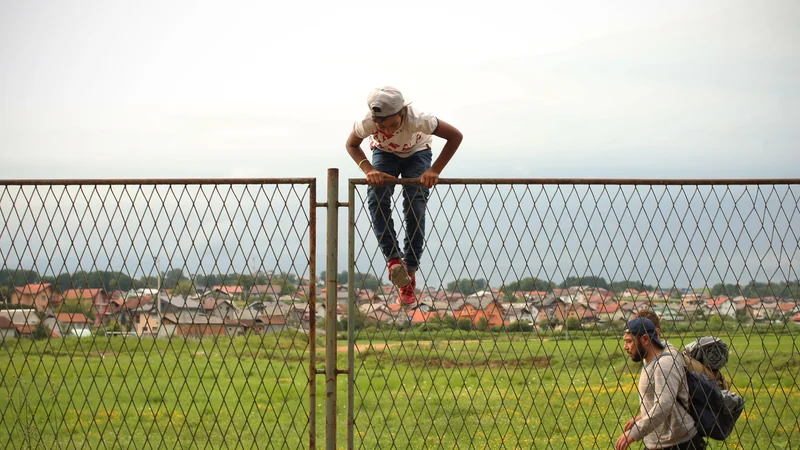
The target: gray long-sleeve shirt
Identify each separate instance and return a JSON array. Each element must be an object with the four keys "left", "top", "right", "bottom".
[{"left": 629, "top": 348, "right": 697, "bottom": 448}]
